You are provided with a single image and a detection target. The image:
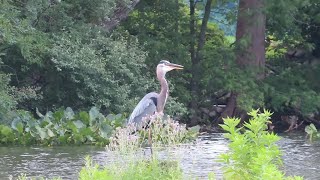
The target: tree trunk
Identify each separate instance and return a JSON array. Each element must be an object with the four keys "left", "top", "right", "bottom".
[
  {"left": 197, "top": 0, "right": 212, "bottom": 55},
  {"left": 174, "top": 0, "right": 180, "bottom": 47},
  {"left": 189, "top": 0, "right": 196, "bottom": 64},
  {"left": 236, "top": 0, "right": 266, "bottom": 71},
  {"left": 190, "top": 0, "right": 212, "bottom": 120},
  {"left": 189, "top": 0, "right": 197, "bottom": 112},
  {"left": 220, "top": 0, "right": 266, "bottom": 120}
]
